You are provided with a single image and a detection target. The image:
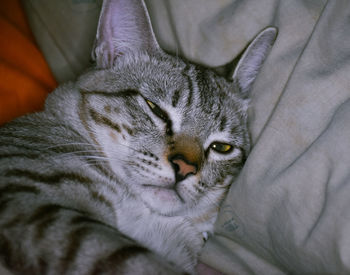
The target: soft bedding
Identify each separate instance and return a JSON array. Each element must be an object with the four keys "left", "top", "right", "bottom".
[{"left": 5, "top": 0, "right": 350, "bottom": 274}]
